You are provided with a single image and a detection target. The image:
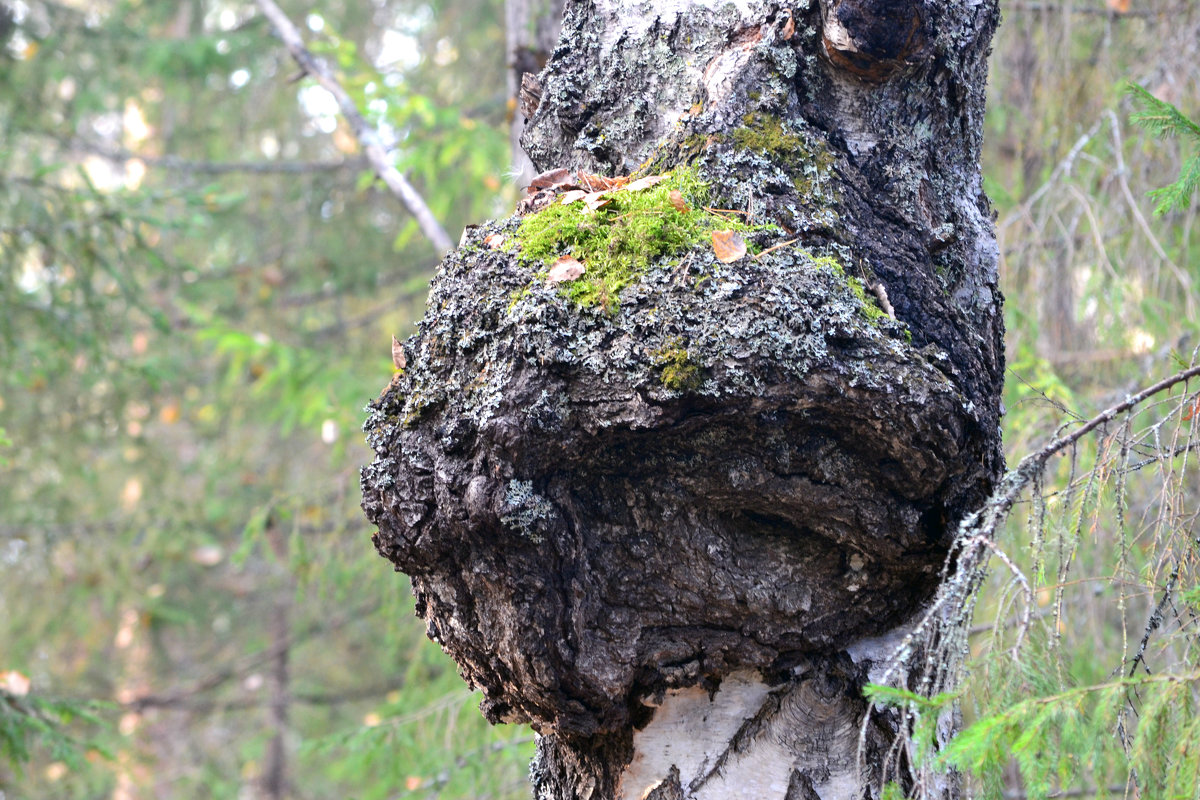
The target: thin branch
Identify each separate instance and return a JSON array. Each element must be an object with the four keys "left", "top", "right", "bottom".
[
  {"left": 254, "top": 0, "right": 454, "bottom": 253},
  {"left": 1002, "top": 1, "right": 1158, "bottom": 17},
  {"left": 999, "top": 118, "right": 1103, "bottom": 234},
  {"left": 864, "top": 362, "right": 1200, "bottom": 740},
  {"left": 961, "top": 535, "right": 1034, "bottom": 657},
  {"left": 263, "top": 598, "right": 291, "bottom": 800},
  {"left": 1022, "top": 363, "right": 1200, "bottom": 471},
  {"left": 1128, "top": 564, "right": 1180, "bottom": 677},
  {"left": 400, "top": 736, "right": 536, "bottom": 798},
  {"left": 1105, "top": 110, "right": 1196, "bottom": 316},
  {"left": 125, "top": 682, "right": 406, "bottom": 713},
  {"left": 118, "top": 602, "right": 379, "bottom": 713},
  {"left": 70, "top": 139, "right": 369, "bottom": 175}
]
